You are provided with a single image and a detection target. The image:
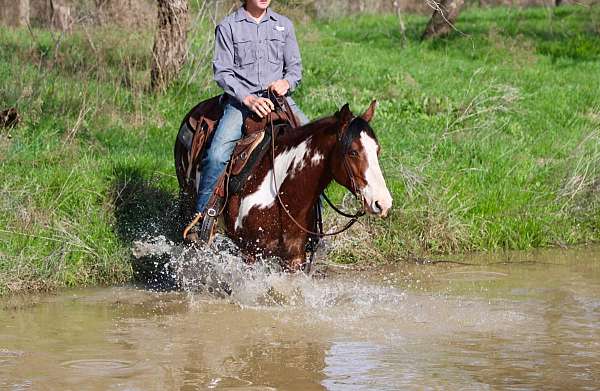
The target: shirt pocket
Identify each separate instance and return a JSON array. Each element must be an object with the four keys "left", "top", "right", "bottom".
[
  {"left": 267, "top": 29, "right": 285, "bottom": 64},
  {"left": 233, "top": 38, "right": 256, "bottom": 67}
]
